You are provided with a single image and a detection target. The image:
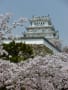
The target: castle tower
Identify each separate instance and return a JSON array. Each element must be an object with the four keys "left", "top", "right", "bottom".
[{"left": 25, "top": 15, "right": 61, "bottom": 48}]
